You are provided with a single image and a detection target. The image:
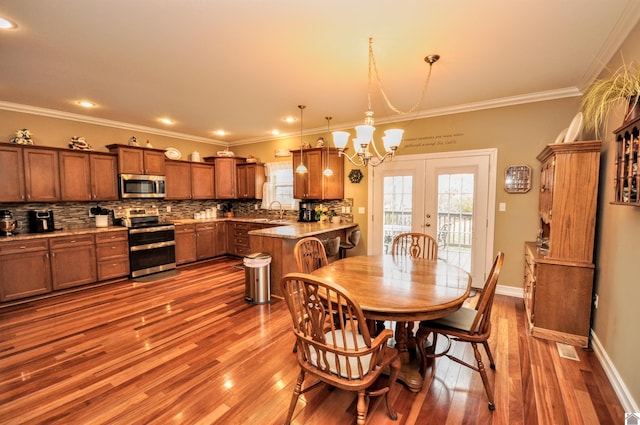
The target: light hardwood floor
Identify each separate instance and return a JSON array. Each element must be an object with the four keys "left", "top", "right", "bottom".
[{"left": 0, "top": 257, "right": 624, "bottom": 424}]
